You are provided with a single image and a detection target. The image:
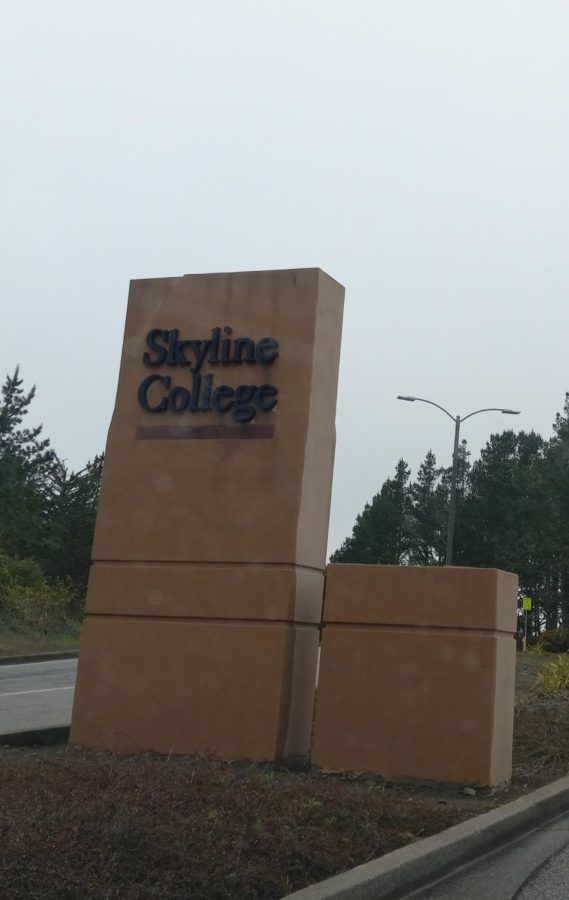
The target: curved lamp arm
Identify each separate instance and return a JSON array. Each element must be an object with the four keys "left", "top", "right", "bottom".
[
  {"left": 461, "top": 407, "right": 520, "bottom": 422},
  {"left": 397, "top": 396, "right": 456, "bottom": 423}
]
